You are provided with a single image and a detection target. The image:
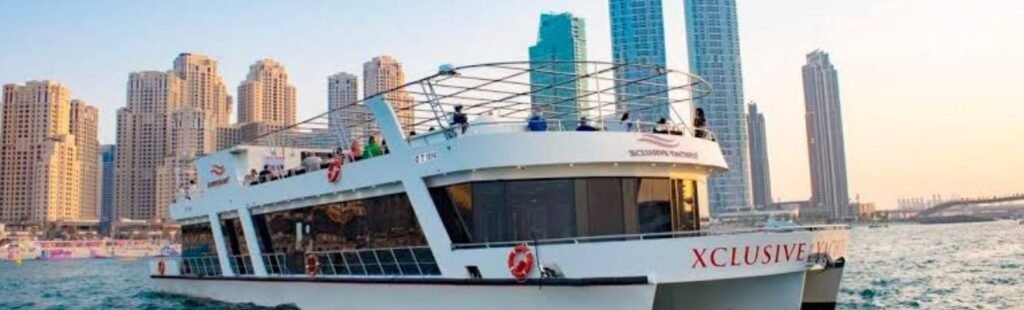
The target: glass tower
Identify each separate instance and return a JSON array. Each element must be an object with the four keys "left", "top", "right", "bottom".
[
  {"left": 685, "top": 0, "right": 753, "bottom": 212},
  {"left": 528, "top": 12, "right": 588, "bottom": 128},
  {"left": 802, "top": 50, "right": 851, "bottom": 221},
  {"left": 747, "top": 102, "right": 772, "bottom": 208},
  {"left": 608, "top": 0, "right": 670, "bottom": 122}
]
